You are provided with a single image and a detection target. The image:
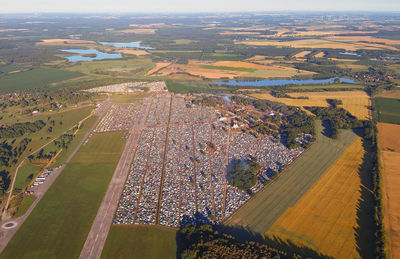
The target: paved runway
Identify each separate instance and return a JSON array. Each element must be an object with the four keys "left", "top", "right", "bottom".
[{"left": 79, "top": 98, "right": 151, "bottom": 259}]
